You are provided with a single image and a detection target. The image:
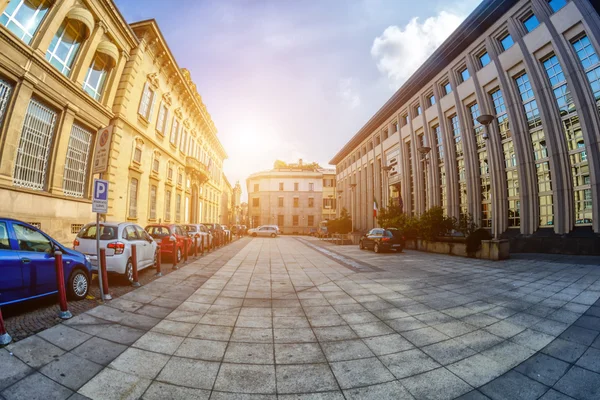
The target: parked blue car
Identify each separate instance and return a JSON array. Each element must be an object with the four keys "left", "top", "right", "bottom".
[{"left": 0, "top": 218, "right": 92, "bottom": 306}]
